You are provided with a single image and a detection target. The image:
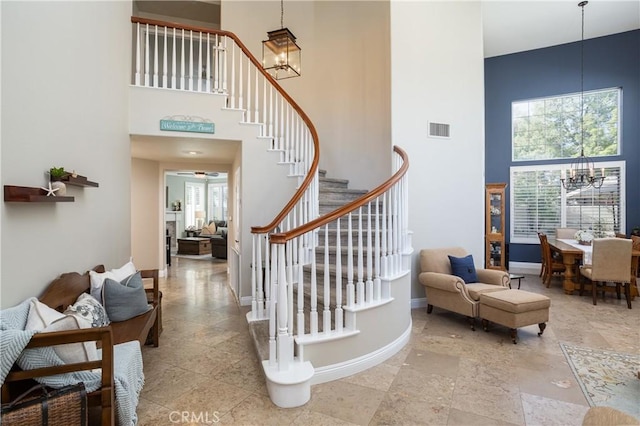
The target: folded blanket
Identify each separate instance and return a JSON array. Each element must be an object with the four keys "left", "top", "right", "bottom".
[
  {"left": 1, "top": 298, "right": 144, "bottom": 425},
  {"left": 0, "top": 297, "right": 37, "bottom": 385}
]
